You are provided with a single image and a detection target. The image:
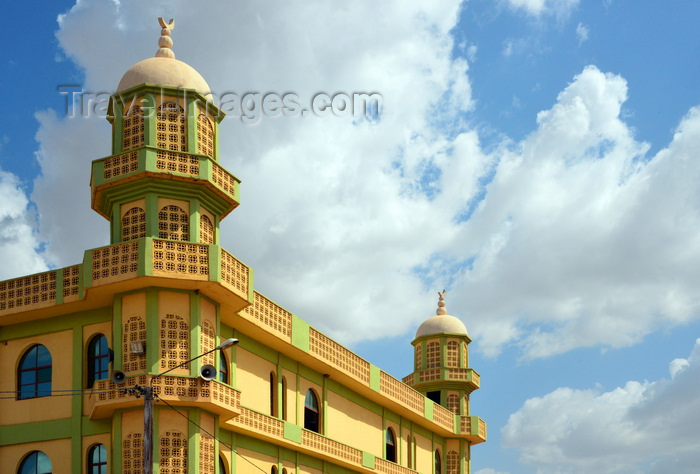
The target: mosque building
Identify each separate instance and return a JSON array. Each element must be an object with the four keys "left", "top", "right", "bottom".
[{"left": 0, "top": 19, "right": 485, "bottom": 474}]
